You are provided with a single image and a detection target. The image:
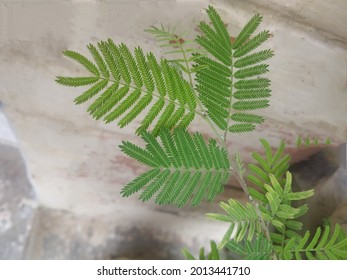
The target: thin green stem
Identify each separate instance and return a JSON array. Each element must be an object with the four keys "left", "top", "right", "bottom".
[{"left": 180, "top": 46, "right": 194, "bottom": 88}]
